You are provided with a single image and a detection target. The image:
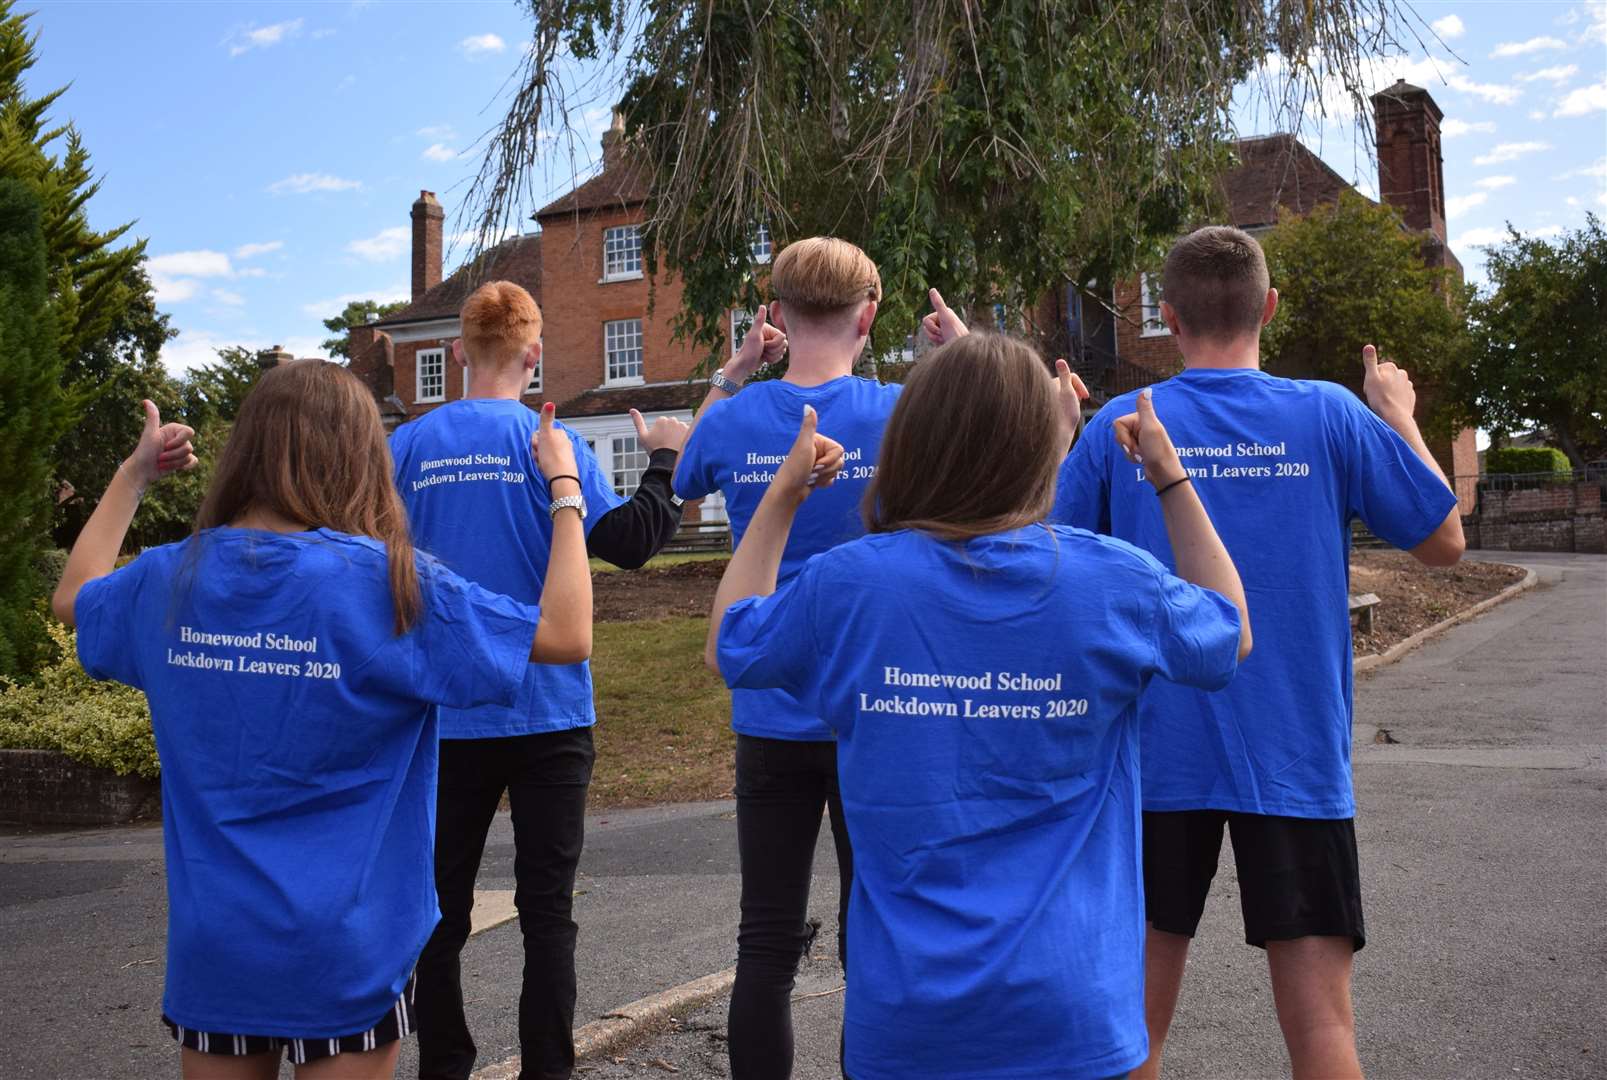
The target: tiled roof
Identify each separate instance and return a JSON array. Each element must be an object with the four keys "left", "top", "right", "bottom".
[
  {"left": 557, "top": 380, "right": 708, "bottom": 418},
  {"left": 373, "top": 233, "right": 543, "bottom": 328},
  {"left": 1221, "top": 134, "right": 1359, "bottom": 230},
  {"left": 535, "top": 155, "right": 651, "bottom": 218}
]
